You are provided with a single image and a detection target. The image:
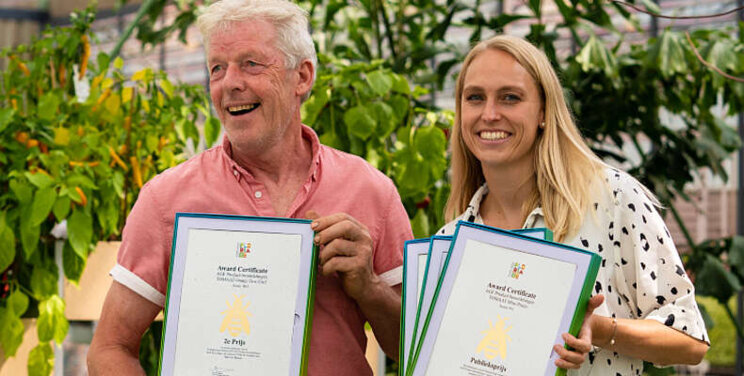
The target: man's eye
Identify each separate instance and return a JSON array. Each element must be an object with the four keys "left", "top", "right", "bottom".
[{"left": 210, "top": 65, "right": 223, "bottom": 75}]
